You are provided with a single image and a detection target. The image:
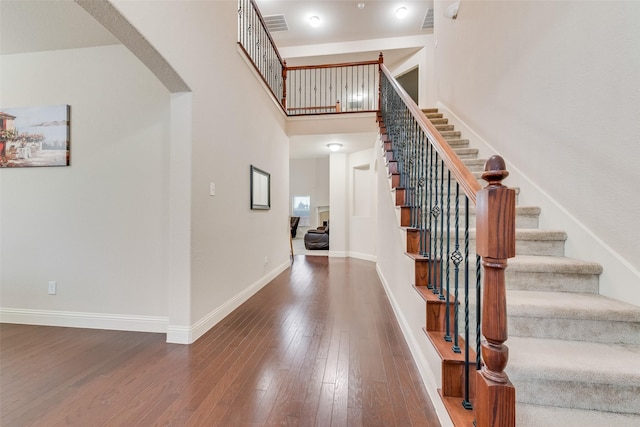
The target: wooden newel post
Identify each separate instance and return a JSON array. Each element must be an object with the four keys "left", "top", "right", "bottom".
[
  {"left": 474, "top": 155, "right": 516, "bottom": 427},
  {"left": 281, "top": 60, "right": 287, "bottom": 109}
]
